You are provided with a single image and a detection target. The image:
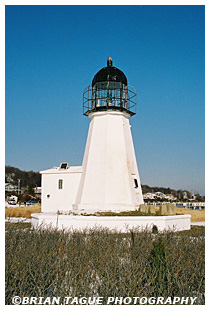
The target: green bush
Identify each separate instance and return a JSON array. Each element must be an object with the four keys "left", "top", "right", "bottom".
[
  {"left": 152, "top": 225, "right": 158, "bottom": 234},
  {"left": 5, "top": 226, "right": 205, "bottom": 305}
]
